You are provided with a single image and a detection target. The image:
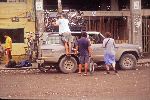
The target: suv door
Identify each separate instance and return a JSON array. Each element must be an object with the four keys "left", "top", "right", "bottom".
[
  {"left": 89, "top": 33, "right": 105, "bottom": 63},
  {"left": 92, "top": 44, "right": 104, "bottom": 62}
]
